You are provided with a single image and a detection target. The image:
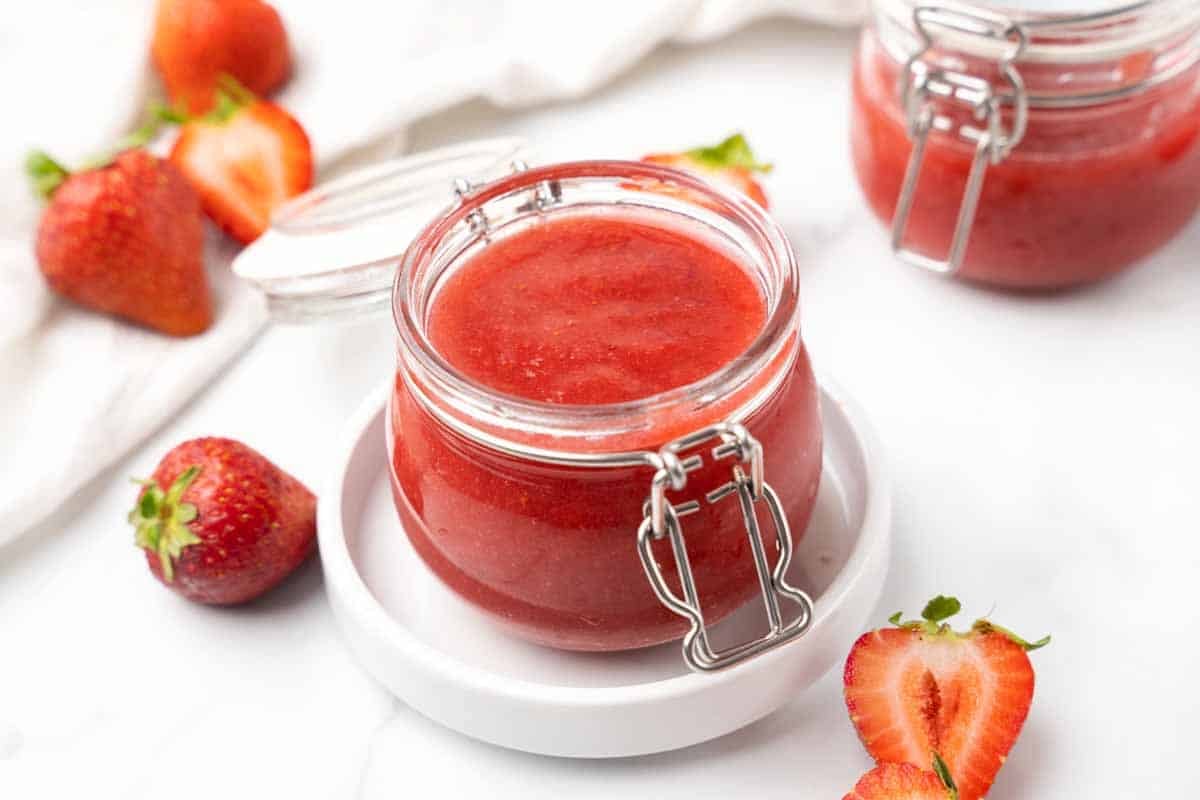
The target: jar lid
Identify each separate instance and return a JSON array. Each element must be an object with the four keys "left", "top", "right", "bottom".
[
  {"left": 877, "top": 0, "right": 1200, "bottom": 63},
  {"left": 231, "top": 137, "right": 529, "bottom": 321}
]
